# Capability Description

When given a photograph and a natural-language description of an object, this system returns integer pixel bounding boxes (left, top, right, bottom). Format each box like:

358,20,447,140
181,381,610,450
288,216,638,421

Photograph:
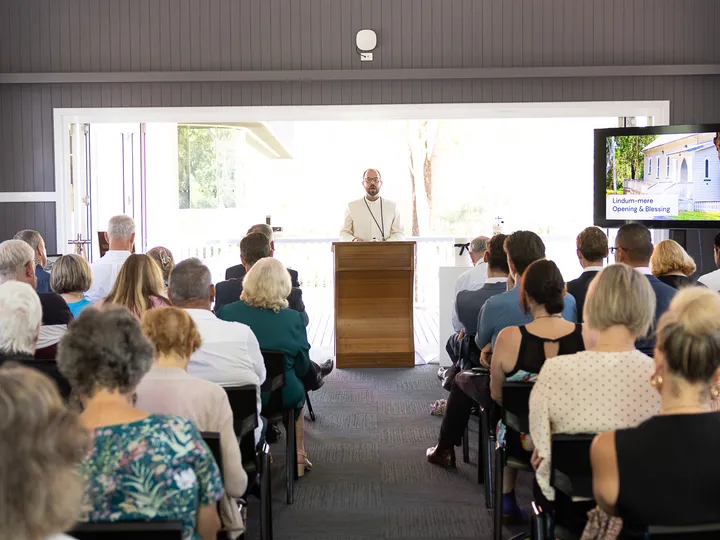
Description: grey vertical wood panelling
2,0,720,73
0,202,57,252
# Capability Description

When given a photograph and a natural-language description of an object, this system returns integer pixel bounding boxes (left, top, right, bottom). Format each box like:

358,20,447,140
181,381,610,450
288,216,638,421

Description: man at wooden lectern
339,168,405,242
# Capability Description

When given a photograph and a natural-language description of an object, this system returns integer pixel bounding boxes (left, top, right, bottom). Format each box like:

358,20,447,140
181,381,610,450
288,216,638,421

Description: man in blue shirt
13,230,51,293
475,231,577,353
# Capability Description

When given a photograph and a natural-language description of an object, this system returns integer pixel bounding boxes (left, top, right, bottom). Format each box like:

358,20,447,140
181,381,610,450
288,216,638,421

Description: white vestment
339,197,405,242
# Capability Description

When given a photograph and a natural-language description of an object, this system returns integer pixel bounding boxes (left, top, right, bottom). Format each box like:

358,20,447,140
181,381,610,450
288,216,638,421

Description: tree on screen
606,135,658,192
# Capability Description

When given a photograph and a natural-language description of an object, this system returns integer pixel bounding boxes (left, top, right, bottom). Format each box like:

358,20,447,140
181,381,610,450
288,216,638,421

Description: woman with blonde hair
650,239,698,290
103,254,169,317
136,307,247,538
0,364,89,540
529,264,660,517
217,257,313,474
146,246,175,288
50,253,93,317
591,287,720,535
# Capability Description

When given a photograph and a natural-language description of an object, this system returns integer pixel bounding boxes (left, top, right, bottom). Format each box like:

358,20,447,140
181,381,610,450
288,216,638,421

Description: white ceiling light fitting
356,29,377,62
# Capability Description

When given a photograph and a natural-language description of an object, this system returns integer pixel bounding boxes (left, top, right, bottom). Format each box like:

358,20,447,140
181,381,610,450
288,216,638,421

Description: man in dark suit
613,223,676,356
225,223,301,287
216,233,309,325
566,227,608,323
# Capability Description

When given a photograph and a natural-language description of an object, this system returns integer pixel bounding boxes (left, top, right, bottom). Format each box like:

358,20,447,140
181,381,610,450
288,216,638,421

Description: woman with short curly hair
57,306,224,540
136,307,247,538
217,257,313,474
0,364,89,540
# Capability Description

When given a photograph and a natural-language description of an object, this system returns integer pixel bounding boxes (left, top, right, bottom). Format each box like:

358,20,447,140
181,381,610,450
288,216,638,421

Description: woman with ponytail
489,259,586,522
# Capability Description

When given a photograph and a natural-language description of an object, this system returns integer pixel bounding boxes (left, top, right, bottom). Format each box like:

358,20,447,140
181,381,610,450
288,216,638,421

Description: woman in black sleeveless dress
591,287,720,537
489,260,586,522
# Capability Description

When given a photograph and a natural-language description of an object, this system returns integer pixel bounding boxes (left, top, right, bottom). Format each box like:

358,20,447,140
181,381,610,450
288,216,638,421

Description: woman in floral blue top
57,306,224,540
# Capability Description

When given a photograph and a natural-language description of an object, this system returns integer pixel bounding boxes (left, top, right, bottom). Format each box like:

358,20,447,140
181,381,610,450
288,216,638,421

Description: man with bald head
340,168,404,241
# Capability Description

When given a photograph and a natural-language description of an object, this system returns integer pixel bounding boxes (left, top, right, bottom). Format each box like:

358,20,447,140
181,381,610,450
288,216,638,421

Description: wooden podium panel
333,242,415,368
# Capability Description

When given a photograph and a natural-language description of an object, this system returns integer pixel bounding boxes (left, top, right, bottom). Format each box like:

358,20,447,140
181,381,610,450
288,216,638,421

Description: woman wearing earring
591,287,720,535
529,264,661,514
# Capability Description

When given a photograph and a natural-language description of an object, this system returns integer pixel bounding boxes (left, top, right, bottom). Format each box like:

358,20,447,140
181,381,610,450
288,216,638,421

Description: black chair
548,433,597,540
200,431,228,540
224,385,273,540
70,521,183,540
305,389,316,421
493,381,535,540
260,349,298,505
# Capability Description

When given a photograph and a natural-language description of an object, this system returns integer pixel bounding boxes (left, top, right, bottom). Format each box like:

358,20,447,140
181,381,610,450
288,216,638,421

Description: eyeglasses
609,247,625,254
364,178,381,185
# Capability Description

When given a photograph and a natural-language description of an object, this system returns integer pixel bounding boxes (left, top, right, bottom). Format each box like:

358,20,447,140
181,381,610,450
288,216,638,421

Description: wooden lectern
332,241,416,368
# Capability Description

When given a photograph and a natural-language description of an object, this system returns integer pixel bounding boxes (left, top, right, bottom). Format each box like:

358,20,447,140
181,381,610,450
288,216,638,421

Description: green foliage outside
178,126,237,209
669,211,720,221
605,135,658,192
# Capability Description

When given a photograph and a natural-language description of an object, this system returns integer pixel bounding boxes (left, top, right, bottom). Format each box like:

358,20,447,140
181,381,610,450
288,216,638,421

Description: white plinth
438,266,471,367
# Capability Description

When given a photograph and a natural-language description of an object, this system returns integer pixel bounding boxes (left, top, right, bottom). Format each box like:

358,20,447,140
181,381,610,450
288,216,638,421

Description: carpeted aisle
244,365,532,540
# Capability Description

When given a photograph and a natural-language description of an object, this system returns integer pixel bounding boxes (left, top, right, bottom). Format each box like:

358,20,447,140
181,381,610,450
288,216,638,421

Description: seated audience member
650,239,699,290
612,223,676,355
566,226,608,322
0,281,73,399
216,233,309,328
442,236,490,381
57,306,223,540
137,307,247,538
439,234,507,388
697,231,720,289
476,230,577,354
168,258,266,444
428,259,578,476
225,223,301,287
50,254,93,317
489,260,585,521
591,287,720,535
217,258,313,475
86,214,135,302
530,264,661,510
147,245,175,289
0,364,90,540
103,254,170,317
0,239,73,360
13,229,51,293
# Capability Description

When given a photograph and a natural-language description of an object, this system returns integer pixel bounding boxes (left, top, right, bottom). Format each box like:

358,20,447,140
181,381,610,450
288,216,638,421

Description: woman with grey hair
217,257,314,475
57,306,224,540
0,364,88,540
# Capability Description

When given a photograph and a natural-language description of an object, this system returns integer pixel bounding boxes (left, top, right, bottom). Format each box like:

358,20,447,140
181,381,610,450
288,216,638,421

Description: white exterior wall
692,147,720,202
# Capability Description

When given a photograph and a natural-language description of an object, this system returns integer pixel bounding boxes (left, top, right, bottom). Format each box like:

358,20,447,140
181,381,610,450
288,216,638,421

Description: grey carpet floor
244,365,532,540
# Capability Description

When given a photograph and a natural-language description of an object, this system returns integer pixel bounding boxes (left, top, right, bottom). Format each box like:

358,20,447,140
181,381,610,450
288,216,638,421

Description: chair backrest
647,523,720,538
260,349,287,416
201,431,223,477
460,334,481,367
223,385,259,465
550,433,596,499
501,381,534,434
70,521,184,540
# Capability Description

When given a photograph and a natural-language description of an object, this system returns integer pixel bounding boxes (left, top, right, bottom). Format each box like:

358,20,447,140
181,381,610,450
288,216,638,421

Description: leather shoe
426,445,456,469
436,367,447,382
318,359,334,378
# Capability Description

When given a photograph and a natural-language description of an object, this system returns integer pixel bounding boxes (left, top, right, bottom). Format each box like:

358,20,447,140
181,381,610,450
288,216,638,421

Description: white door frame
52,100,671,253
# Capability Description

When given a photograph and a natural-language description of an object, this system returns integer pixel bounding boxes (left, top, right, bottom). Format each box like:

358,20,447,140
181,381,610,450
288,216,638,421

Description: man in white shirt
86,215,135,302
339,168,405,242
168,257,266,443
451,236,489,333
698,232,720,290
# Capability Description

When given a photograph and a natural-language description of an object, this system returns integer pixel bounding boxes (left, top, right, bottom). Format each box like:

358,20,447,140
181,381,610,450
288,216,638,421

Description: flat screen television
594,124,720,228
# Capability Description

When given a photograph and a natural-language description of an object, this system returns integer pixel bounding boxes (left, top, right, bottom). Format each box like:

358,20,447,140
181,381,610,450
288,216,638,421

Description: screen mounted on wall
595,124,720,228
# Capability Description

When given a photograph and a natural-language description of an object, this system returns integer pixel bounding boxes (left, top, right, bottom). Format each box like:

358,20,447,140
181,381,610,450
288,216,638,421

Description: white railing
177,236,456,308
176,234,584,308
